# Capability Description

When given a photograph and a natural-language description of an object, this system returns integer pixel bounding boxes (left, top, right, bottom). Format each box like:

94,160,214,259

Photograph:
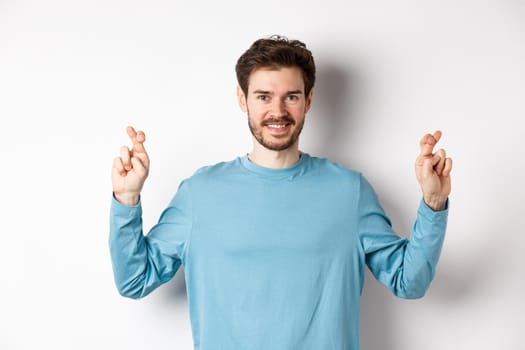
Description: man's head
236,36,316,152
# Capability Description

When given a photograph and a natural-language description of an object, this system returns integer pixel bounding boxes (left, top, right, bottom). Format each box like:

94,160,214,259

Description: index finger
126,126,147,153
419,130,442,157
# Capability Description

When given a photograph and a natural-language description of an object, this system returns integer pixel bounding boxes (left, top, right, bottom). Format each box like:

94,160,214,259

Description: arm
109,126,191,299
109,182,192,299
360,131,452,298
359,175,448,299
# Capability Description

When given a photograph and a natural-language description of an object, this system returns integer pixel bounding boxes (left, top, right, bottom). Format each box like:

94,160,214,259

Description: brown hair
235,35,316,96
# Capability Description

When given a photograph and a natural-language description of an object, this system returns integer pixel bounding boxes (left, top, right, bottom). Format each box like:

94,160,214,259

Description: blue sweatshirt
109,153,448,349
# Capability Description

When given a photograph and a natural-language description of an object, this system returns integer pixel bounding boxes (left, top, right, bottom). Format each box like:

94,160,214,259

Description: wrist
114,192,140,206
423,195,448,211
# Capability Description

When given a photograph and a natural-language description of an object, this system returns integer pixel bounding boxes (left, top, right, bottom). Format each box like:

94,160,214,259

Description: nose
269,98,287,117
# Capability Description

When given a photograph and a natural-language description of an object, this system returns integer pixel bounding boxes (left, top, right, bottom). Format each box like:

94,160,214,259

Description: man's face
237,67,313,151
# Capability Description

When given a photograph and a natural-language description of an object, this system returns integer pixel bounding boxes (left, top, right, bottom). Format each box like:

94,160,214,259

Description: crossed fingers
114,126,149,176
418,130,452,177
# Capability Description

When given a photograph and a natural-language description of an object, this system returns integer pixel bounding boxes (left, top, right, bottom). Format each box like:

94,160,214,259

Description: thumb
421,158,435,179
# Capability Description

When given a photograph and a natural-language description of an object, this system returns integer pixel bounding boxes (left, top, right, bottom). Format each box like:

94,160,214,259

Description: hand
415,131,453,211
112,126,150,206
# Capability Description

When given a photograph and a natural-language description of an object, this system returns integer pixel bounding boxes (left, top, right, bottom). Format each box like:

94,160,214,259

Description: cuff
111,193,142,217
418,198,449,224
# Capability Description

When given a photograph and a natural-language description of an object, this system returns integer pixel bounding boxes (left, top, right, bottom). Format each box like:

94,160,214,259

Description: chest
189,180,361,263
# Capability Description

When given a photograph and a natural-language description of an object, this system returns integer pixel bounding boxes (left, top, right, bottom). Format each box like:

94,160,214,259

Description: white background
1,0,524,349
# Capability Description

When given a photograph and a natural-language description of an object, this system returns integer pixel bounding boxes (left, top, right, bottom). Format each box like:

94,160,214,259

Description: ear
304,89,313,113
237,86,247,112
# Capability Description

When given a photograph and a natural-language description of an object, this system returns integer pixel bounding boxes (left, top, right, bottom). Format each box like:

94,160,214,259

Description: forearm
109,197,151,299
398,199,448,297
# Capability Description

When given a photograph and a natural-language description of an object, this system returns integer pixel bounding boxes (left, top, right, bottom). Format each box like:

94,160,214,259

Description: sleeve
357,174,448,299
109,180,193,299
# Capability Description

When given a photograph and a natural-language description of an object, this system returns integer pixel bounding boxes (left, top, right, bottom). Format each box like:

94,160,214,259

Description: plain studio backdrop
1,0,524,349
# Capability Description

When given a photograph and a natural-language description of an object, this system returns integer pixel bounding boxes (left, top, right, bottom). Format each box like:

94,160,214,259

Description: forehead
247,66,305,93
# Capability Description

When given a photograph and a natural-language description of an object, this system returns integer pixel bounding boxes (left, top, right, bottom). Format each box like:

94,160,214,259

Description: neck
248,140,301,169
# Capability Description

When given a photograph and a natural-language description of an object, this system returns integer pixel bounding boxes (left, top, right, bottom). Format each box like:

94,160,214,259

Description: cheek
246,103,267,117
290,105,307,116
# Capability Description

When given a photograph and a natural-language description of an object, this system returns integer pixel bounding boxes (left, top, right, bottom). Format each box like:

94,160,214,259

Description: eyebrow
252,89,304,95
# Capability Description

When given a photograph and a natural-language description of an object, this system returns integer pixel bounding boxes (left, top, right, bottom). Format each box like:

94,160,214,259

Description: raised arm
361,131,452,298
109,127,191,299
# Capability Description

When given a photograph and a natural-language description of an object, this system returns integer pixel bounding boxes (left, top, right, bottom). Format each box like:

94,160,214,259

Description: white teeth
268,124,286,128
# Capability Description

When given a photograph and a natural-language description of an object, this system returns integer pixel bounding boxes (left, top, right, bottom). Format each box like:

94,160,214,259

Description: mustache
262,117,295,125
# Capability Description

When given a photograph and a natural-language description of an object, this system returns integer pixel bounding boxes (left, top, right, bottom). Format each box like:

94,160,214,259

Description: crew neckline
240,152,310,178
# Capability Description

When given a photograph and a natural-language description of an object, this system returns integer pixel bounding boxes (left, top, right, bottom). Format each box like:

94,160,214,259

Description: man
110,35,452,349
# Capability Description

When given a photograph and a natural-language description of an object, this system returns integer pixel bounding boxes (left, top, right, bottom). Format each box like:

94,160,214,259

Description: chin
261,137,298,151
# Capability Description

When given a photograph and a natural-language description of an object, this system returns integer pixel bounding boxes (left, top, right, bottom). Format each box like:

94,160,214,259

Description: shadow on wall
428,224,497,304
307,61,361,165
310,61,396,350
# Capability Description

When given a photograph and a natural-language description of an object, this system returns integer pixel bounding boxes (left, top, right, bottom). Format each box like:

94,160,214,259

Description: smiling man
110,35,452,350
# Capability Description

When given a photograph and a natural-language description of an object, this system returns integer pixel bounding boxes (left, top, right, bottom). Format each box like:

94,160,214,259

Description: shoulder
186,157,244,183
306,156,382,207
297,154,368,196
173,157,242,198
305,154,362,181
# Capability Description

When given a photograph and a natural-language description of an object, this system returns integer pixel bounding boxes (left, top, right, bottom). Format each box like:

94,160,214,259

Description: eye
286,95,299,102
257,95,270,102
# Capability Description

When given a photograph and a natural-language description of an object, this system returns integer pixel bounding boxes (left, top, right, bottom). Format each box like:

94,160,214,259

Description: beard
248,112,305,151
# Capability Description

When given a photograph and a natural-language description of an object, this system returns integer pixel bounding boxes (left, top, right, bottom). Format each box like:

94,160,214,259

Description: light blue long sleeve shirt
109,153,448,349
